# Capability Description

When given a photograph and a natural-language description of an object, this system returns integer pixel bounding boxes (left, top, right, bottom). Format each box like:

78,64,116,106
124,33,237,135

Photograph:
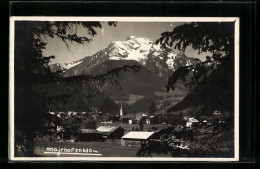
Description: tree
155,22,235,157
148,101,157,115
156,22,234,92
139,118,144,131
157,22,235,116
80,118,97,129
170,115,186,126
14,21,140,156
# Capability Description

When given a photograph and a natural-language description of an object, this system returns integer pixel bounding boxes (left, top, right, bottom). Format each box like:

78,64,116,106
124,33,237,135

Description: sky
43,22,211,64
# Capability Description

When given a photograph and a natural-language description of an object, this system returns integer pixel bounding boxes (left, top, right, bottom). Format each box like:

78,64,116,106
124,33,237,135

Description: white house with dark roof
121,131,155,146
186,117,199,127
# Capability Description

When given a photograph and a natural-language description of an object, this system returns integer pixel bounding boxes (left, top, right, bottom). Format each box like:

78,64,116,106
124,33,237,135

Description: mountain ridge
47,36,197,115
50,36,196,78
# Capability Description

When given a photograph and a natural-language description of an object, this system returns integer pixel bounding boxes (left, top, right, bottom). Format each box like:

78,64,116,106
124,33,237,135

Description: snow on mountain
105,36,179,69
49,59,83,72
65,60,83,69
50,36,195,77
108,36,156,61
103,36,195,77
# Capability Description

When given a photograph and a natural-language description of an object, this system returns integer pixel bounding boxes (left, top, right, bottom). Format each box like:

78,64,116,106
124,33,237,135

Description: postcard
9,17,239,161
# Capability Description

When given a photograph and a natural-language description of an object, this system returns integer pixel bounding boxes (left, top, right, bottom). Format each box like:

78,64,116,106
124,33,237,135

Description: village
28,104,227,157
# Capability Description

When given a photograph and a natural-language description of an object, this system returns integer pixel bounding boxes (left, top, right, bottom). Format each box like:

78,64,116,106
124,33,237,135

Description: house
135,112,148,119
99,113,110,122
218,120,226,124
62,117,83,129
57,127,79,141
135,112,148,117
186,117,199,127
57,126,64,132
146,118,151,124
199,116,213,126
128,119,138,124
78,129,106,142
101,120,113,124
91,112,100,120
68,111,77,117
49,111,55,115
135,113,149,124
96,126,125,139
213,110,221,115
201,119,212,126
57,112,66,119
202,120,211,125
183,116,190,121
79,112,86,116
121,131,155,146
145,116,159,124
150,116,160,124
120,114,135,123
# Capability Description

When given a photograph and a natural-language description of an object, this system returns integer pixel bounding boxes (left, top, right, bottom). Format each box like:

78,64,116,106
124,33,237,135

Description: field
15,123,172,157
34,140,172,157
15,123,172,158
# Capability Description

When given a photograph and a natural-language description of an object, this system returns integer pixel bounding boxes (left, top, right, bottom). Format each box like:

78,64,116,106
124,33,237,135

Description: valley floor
96,123,170,132
31,140,172,158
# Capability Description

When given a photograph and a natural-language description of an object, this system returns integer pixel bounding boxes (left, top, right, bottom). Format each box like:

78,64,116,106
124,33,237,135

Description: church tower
120,100,123,116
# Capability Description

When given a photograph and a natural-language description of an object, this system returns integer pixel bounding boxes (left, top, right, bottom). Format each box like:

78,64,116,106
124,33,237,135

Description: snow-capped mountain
50,36,195,77
47,36,197,111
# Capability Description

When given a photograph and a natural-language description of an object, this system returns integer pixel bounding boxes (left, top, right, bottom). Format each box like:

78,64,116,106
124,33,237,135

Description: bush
81,118,97,129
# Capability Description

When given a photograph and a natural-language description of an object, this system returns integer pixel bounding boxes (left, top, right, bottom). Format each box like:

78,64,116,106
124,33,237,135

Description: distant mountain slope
126,94,163,114
125,83,191,115
36,82,119,114
78,59,167,100
168,58,234,116
49,58,84,73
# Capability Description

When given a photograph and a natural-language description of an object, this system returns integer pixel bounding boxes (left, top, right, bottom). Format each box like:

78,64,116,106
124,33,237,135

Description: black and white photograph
9,17,239,161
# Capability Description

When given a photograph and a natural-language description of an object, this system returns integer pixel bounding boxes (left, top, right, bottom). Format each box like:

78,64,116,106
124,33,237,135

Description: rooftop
122,131,155,140
120,114,135,119
96,126,123,133
79,129,101,133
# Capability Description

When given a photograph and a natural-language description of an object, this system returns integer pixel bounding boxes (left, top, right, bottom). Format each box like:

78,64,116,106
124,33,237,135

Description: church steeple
120,90,124,117
120,100,123,116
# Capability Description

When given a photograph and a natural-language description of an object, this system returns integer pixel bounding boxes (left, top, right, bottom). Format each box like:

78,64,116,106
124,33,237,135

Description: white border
9,17,239,162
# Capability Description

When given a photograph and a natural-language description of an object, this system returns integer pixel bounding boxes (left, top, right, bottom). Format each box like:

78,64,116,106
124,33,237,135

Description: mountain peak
126,35,138,40
125,35,152,41
51,36,196,77
107,36,155,61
